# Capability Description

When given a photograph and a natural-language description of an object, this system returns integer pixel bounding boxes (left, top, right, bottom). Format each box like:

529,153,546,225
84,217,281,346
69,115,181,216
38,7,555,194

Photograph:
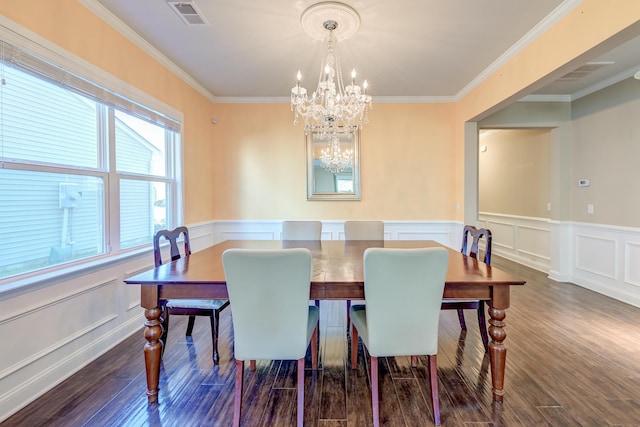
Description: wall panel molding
574,234,617,279
479,214,640,308
3,217,640,422
624,242,640,287
479,212,551,272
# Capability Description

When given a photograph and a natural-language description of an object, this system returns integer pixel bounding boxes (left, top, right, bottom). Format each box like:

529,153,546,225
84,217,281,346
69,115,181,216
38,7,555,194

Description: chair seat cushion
166,299,228,310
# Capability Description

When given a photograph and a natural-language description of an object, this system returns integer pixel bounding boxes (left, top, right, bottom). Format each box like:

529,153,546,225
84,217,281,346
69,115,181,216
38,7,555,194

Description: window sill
0,245,154,298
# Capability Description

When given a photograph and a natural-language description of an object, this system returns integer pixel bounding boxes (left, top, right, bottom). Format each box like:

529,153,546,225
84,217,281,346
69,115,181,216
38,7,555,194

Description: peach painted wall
479,129,551,218
0,0,218,225
454,0,640,220
5,0,640,224
457,1,640,123
1,0,457,223
211,103,457,219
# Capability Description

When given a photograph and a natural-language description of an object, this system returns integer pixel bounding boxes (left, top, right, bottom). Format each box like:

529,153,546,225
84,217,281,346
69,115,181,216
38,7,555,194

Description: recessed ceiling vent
558,62,614,81
167,1,209,26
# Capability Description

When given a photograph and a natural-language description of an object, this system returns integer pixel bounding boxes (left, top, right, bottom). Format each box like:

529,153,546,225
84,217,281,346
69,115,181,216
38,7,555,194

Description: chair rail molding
479,212,640,309
211,220,463,249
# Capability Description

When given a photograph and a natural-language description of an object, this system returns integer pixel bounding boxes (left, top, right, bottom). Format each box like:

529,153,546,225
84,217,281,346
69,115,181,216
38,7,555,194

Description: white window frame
0,20,184,284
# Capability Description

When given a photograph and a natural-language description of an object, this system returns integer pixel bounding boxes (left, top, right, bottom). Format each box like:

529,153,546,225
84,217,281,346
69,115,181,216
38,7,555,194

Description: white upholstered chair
350,247,449,426
282,220,322,240
282,220,322,306
222,248,319,427
344,220,384,241
344,220,384,328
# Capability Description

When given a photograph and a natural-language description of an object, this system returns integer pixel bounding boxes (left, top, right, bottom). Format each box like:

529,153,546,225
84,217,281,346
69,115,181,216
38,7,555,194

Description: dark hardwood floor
3,256,640,426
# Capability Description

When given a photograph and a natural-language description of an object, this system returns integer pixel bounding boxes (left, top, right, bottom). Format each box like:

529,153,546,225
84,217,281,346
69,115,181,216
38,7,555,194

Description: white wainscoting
479,213,640,309
0,219,460,421
211,220,462,248
5,216,635,422
569,222,640,308
478,212,551,272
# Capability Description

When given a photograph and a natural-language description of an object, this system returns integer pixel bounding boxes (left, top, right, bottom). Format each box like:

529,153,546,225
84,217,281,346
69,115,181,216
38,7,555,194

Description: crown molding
454,0,583,101
521,65,640,103
212,96,290,104
211,95,456,104
0,15,183,121
519,94,571,102
570,66,638,100
79,0,583,105
373,96,456,104
77,0,217,104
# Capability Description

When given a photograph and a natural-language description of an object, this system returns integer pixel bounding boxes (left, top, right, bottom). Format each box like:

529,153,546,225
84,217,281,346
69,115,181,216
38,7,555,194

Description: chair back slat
460,225,492,265
153,226,191,267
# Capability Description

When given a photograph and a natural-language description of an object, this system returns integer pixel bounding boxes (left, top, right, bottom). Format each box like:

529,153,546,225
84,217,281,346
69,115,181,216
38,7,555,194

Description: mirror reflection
306,128,360,200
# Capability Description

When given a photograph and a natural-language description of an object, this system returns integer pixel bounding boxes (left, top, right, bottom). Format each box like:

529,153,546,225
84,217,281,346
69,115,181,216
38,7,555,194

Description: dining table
124,239,526,404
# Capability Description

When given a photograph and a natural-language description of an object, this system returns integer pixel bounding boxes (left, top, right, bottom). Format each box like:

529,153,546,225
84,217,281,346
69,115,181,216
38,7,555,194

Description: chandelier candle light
291,2,371,172
320,135,354,173
291,21,371,136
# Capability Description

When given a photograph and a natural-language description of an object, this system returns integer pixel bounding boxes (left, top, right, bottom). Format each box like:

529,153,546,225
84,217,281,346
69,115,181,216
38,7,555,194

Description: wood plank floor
3,256,640,426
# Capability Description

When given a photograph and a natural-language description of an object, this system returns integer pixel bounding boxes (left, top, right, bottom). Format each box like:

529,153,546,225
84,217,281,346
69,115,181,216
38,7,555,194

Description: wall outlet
547,202,551,212
587,204,594,214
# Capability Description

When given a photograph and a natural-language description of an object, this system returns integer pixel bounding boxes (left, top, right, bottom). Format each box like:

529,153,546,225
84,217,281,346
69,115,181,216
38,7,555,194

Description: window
0,39,182,281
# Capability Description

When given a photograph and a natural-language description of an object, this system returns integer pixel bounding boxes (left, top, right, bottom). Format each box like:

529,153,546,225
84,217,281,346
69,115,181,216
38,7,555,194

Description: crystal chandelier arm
291,12,372,137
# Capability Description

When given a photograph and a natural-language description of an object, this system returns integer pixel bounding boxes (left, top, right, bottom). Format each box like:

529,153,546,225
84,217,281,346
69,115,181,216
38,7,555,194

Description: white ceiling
84,0,640,102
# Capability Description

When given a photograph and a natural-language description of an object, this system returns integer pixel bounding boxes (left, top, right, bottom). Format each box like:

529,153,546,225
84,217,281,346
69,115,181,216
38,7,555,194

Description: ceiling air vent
167,2,209,25
558,62,614,81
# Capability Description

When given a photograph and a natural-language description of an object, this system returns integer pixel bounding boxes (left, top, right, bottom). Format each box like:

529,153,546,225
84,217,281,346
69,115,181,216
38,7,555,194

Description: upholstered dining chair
282,220,322,306
344,220,384,329
154,227,230,363
441,225,492,352
282,220,322,240
344,220,384,241
222,248,319,427
350,247,449,426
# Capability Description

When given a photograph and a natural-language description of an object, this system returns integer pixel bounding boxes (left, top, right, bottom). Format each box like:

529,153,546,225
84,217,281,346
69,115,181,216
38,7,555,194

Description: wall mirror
306,128,361,200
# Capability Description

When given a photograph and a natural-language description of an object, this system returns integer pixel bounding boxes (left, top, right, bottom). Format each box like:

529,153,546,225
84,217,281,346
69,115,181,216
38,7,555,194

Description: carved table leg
144,306,164,403
488,305,506,402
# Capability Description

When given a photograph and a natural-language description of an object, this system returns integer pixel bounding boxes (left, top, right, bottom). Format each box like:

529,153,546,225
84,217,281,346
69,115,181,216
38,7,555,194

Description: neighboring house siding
116,124,155,174
0,66,156,274
0,170,102,268
2,67,98,167
120,179,154,247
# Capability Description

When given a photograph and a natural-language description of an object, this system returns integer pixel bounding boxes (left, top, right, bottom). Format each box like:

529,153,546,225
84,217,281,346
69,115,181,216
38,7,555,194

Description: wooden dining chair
282,220,322,306
344,220,384,329
350,247,449,426
222,248,319,427
441,225,492,352
282,220,322,240
154,226,230,364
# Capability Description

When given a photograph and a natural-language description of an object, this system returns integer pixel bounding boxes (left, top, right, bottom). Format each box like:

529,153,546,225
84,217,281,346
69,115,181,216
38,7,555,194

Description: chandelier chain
291,20,372,139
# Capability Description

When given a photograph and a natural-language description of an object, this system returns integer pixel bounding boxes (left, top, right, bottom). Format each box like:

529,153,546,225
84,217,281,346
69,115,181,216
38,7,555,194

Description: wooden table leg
144,306,163,403
488,305,507,402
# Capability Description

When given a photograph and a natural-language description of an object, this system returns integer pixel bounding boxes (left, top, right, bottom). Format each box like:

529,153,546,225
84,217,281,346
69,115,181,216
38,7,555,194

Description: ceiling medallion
291,1,372,143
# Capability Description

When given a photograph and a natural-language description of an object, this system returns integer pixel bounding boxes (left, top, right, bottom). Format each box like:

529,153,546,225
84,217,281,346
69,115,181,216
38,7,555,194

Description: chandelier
320,135,353,173
291,3,372,138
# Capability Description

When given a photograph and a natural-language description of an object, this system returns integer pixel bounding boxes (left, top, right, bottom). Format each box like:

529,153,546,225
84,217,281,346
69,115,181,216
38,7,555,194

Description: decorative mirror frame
306,128,361,200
